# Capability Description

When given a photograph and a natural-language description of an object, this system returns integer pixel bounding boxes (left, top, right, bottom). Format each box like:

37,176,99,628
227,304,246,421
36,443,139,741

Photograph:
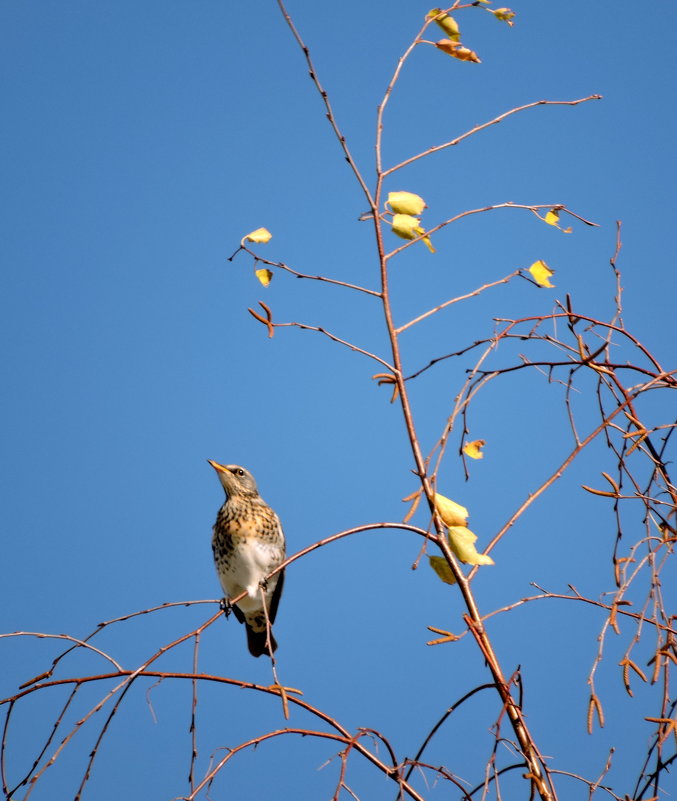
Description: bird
208,461,286,657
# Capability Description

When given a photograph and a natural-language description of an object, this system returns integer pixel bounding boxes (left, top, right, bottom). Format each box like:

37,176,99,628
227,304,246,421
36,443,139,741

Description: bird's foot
220,597,233,618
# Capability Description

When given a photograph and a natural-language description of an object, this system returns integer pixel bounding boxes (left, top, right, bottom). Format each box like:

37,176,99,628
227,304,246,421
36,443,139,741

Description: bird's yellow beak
207,459,228,474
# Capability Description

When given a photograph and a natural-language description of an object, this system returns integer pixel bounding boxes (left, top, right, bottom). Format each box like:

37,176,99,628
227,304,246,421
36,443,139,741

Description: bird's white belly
218,539,280,613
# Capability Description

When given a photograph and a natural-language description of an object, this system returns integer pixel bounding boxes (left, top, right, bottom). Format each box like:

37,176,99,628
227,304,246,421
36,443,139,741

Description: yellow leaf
428,556,457,585
435,40,481,63
528,260,555,288
434,493,469,527
463,439,485,459
448,526,494,566
427,9,461,42
541,208,572,233
544,209,560,226
255,268,273,287
245,227,272,244
391,214,435,253
386,191,427,216
492,8,516,25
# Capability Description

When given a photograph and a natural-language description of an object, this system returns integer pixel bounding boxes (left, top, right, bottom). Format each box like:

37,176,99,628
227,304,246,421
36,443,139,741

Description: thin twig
272,321,396,371
239,246,381,297
384,95,602,177
275,0,374,208
395,270,521,334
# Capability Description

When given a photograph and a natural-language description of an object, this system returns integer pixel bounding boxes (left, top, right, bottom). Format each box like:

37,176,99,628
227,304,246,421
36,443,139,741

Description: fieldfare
208,461,286,657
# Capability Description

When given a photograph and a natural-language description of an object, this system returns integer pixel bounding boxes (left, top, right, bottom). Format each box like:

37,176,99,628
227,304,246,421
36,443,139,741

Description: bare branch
395,270,521,334
385,202,598,259
275,0,374,208
239,244,382,297
384,95,602,177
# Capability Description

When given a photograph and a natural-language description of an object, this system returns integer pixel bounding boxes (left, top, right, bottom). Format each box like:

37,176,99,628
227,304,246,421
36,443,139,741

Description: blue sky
1,2,675,800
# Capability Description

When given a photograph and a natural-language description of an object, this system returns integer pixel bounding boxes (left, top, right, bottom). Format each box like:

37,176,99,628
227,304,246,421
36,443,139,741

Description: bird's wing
268,569,285,625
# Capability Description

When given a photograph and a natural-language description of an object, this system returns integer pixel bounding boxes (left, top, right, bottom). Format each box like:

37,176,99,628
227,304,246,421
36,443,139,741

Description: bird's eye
237,468,245,477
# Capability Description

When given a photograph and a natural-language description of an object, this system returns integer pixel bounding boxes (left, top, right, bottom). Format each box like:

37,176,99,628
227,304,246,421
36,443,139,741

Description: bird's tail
245,624,277,658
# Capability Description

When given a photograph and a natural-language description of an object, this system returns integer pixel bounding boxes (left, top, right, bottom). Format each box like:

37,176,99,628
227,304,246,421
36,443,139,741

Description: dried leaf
255,268,273,287
391,214,435,253
434,493,469,527
386,191,427,216
429,555,457,585
244,227,272,244
463,439,485,460
435,39,481,63
448,526,494,566
528,260,555,288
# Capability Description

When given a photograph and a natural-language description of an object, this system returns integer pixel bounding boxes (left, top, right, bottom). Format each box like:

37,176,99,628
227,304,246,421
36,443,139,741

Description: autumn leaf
391,214,435,253
435,40,481,63
540,208,572,233
544,209,560,226
429,555,457,585
448,526,494,566
434,493,469,527
528,260,555,288
386,191,427,216
244,227,272,244
463,439,485,459
427,9,461,42
492,8,516,25
255,268,273,287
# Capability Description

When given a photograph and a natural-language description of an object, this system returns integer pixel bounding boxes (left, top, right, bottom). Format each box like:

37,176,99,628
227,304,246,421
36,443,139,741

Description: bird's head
207,461,259,498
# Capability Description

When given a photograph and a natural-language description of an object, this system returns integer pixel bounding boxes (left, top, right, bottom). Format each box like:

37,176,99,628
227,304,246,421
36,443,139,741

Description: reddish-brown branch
385,202,598,260
472,372,671,569
275,0,374,209
271,320,396,371
482,587,677,636
395,270,521,334
239,245,381,297
8,670,428,801
384,95,602,177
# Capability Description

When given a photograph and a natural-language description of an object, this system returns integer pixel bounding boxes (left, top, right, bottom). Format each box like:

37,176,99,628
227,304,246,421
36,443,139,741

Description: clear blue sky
1,2,675,800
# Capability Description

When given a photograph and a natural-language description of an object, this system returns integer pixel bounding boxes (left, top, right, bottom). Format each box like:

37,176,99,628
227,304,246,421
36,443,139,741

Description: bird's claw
220,597,232,618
